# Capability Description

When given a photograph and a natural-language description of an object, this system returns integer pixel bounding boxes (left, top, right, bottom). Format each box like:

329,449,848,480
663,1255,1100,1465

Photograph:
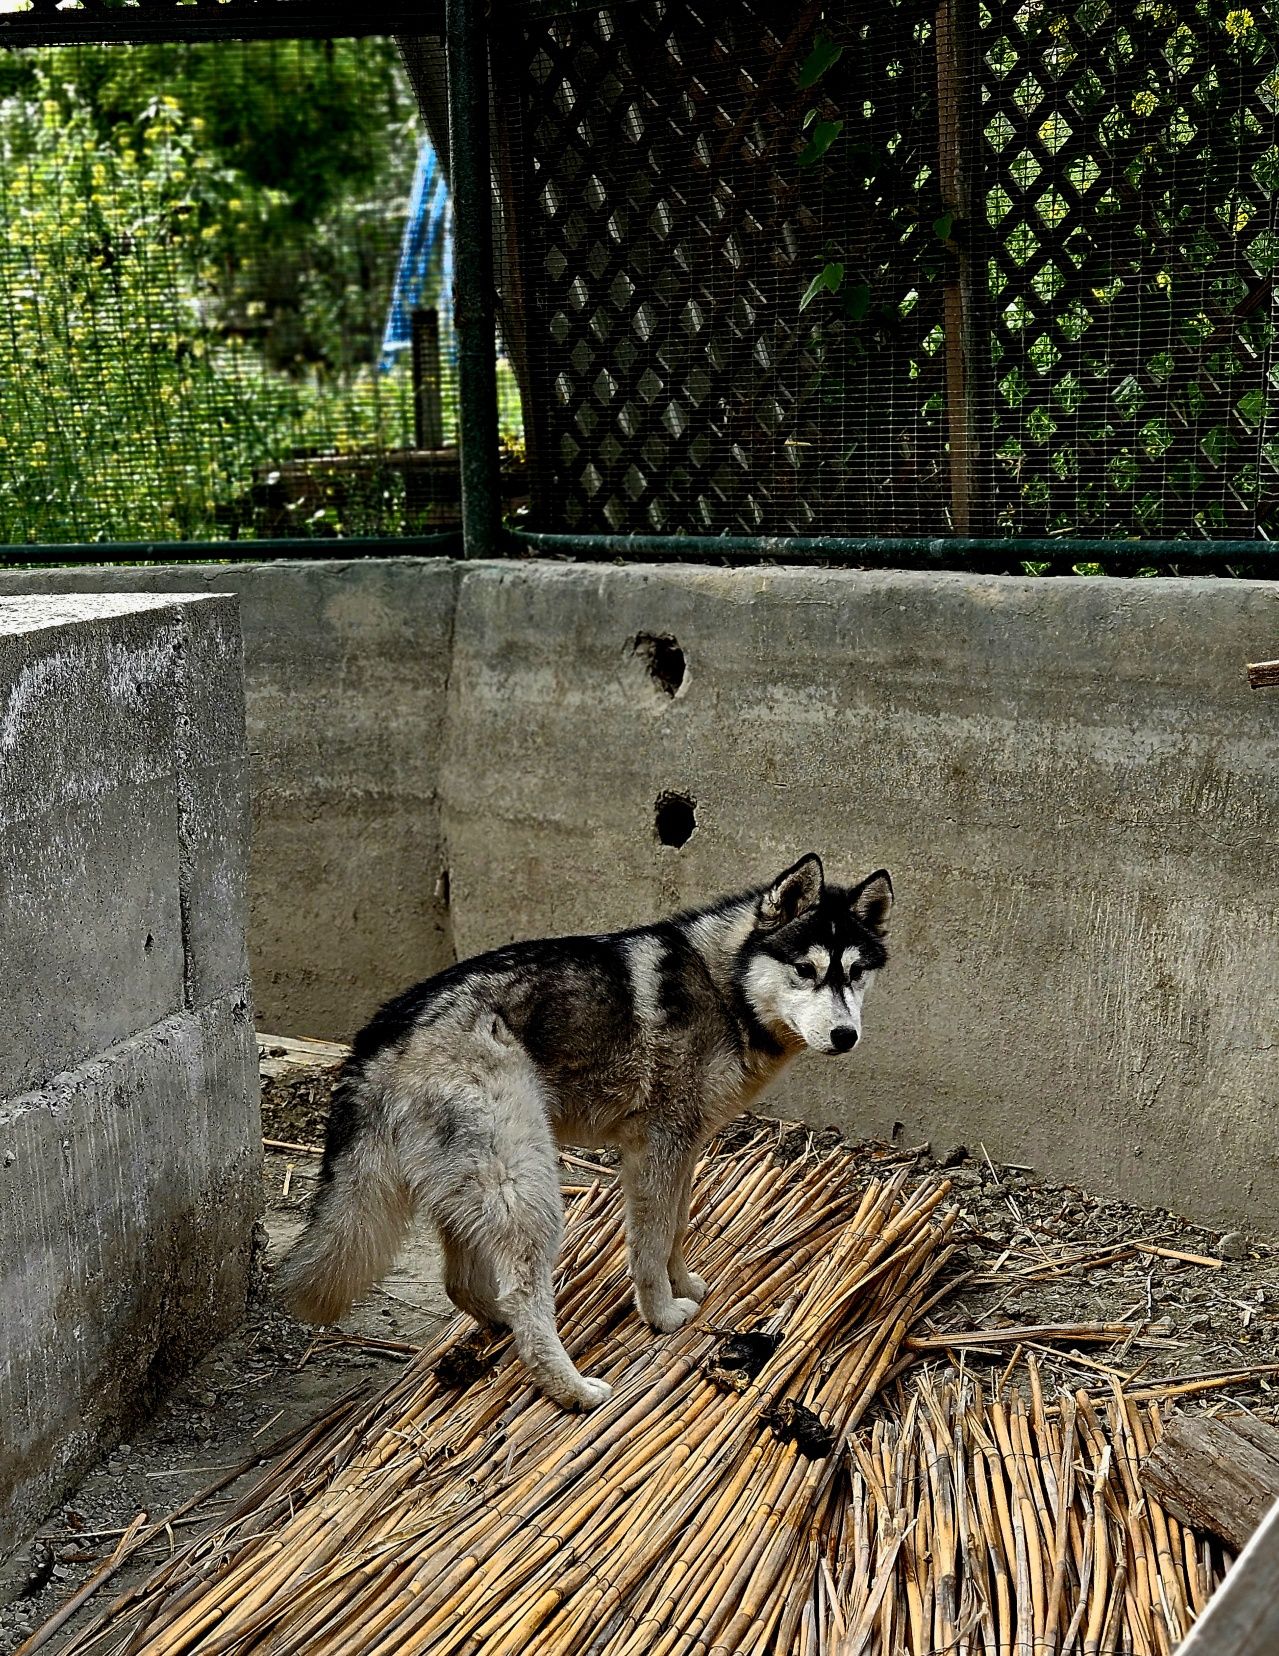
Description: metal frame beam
512,530,1279,572
445,0,501,559
0,535,460,568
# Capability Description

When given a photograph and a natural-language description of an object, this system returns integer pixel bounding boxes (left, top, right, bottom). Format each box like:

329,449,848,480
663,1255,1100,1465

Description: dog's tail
276,1067,412,1326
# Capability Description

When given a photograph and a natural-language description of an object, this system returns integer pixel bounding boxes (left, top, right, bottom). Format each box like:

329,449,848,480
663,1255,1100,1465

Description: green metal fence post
446,0,501,558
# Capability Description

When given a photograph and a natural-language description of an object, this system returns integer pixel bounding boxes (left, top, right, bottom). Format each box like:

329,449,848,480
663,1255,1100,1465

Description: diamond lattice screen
493,0,1278,540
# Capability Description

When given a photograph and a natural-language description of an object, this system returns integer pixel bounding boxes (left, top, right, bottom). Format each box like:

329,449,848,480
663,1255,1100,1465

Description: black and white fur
280,854,892,1409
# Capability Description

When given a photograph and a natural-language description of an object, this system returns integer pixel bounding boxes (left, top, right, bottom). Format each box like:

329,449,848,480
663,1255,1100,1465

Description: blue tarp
380,138,454,373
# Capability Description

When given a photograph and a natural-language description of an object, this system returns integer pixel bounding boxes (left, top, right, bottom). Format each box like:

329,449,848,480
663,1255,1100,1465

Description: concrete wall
1,560,1275,1230
0,594,259,1557
444,563,1279,1227
0,563,459,1037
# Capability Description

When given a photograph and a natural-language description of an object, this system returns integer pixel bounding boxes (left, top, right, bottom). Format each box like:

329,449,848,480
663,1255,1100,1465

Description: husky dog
280,853,892,1409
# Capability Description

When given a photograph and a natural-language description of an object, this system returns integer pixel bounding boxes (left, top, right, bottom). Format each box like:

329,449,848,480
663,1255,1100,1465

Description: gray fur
279,854,893,1409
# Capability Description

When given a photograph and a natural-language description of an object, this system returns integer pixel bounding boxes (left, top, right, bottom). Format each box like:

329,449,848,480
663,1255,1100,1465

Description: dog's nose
830,1026,859,1053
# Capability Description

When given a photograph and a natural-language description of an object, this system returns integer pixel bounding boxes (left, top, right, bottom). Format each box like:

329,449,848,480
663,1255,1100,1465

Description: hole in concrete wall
630,632,686,696
141,1334,187,1415
655,791,697,848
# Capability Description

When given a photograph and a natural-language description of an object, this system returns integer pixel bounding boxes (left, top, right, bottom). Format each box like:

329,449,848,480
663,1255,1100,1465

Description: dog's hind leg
621,1138,703,1333
439,1228,505,1327
435,1165,611,1409
415,1041,611,1411
501,1252,612,1411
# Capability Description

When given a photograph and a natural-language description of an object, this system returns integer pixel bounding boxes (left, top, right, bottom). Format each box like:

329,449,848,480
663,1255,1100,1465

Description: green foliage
55,41,421,371
798,36,844,89
790,11,1278,547
0,56,419,543
800,261,844,311
798,117,843,168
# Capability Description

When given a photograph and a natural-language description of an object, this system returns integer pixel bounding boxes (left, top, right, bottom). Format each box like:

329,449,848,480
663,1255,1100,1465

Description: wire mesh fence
0,0,1275,551
0,32,485,545
492,0,1279,543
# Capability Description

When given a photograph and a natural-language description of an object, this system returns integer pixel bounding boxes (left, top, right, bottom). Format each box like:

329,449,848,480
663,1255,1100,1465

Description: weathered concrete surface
0,1003,259,1558
0,594,250,1091
443,563,1279,1228
0,564,458,1038
1,596,184,1094
175,596,252,1012
2,560,1276,1230
0,593,258,1558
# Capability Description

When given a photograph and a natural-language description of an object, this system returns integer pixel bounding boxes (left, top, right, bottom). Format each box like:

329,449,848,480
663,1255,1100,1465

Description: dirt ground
4,1046,1279,1653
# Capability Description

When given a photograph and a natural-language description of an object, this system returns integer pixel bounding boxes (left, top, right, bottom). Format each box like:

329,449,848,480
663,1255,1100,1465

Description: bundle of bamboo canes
52,1131,956,1656
818,1369,1228,1655
38,1128,1227,1656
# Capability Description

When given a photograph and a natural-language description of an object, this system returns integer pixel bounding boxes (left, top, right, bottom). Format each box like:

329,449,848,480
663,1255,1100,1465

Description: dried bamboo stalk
29,1127,1238,1656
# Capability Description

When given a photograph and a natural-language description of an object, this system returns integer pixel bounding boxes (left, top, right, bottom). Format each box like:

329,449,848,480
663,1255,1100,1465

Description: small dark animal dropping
144,933,154,954
655,791,696,848
717,1329,782,1378
765,1399,836,1458
632,632,686,696
432,1335,498,1390
708,1327,783,1392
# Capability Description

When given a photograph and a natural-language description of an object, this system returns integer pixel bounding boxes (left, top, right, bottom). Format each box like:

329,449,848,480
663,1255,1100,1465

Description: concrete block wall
0,563,458,1037
1,560,1275,1233
0,594,259,1557
443,563,1279,1227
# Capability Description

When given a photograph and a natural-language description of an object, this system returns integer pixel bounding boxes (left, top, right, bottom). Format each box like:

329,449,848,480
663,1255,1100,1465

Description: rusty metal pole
935,0,989,537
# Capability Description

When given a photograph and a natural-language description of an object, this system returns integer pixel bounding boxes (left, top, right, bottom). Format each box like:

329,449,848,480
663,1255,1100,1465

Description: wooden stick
1247,659,1279,689
13,1513,149,1656
908,1321,1140,1352
1094,1364,1279,1402
1133,1241,1224,1270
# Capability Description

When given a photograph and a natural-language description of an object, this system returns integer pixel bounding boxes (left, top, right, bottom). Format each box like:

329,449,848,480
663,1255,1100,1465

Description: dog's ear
759,853,824,930
850,869,893,936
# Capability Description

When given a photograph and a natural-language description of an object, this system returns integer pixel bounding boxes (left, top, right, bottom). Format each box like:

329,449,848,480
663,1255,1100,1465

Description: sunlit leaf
799,260,844,311
799,118,844,167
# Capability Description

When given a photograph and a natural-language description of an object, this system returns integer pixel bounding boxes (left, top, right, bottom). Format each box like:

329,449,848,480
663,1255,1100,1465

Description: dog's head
741,854,892,1055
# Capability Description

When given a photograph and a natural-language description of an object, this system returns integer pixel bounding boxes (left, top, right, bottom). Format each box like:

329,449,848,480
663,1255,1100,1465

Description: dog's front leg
621,1141,703,1332
666,1156,708,1306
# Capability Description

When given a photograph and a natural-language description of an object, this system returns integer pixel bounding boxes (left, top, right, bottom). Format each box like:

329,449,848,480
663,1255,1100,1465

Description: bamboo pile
35,1128,1229,1656
822,1371,1227,1654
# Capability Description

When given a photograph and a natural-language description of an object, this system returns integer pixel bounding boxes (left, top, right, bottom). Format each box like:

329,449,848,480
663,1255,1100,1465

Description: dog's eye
848,964,865,983
794,962,817,982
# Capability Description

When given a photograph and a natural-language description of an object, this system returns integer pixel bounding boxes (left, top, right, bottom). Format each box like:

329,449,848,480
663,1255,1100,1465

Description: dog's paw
672,1271,709,1304
570,1376,613,1410
645,1296,701,1333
